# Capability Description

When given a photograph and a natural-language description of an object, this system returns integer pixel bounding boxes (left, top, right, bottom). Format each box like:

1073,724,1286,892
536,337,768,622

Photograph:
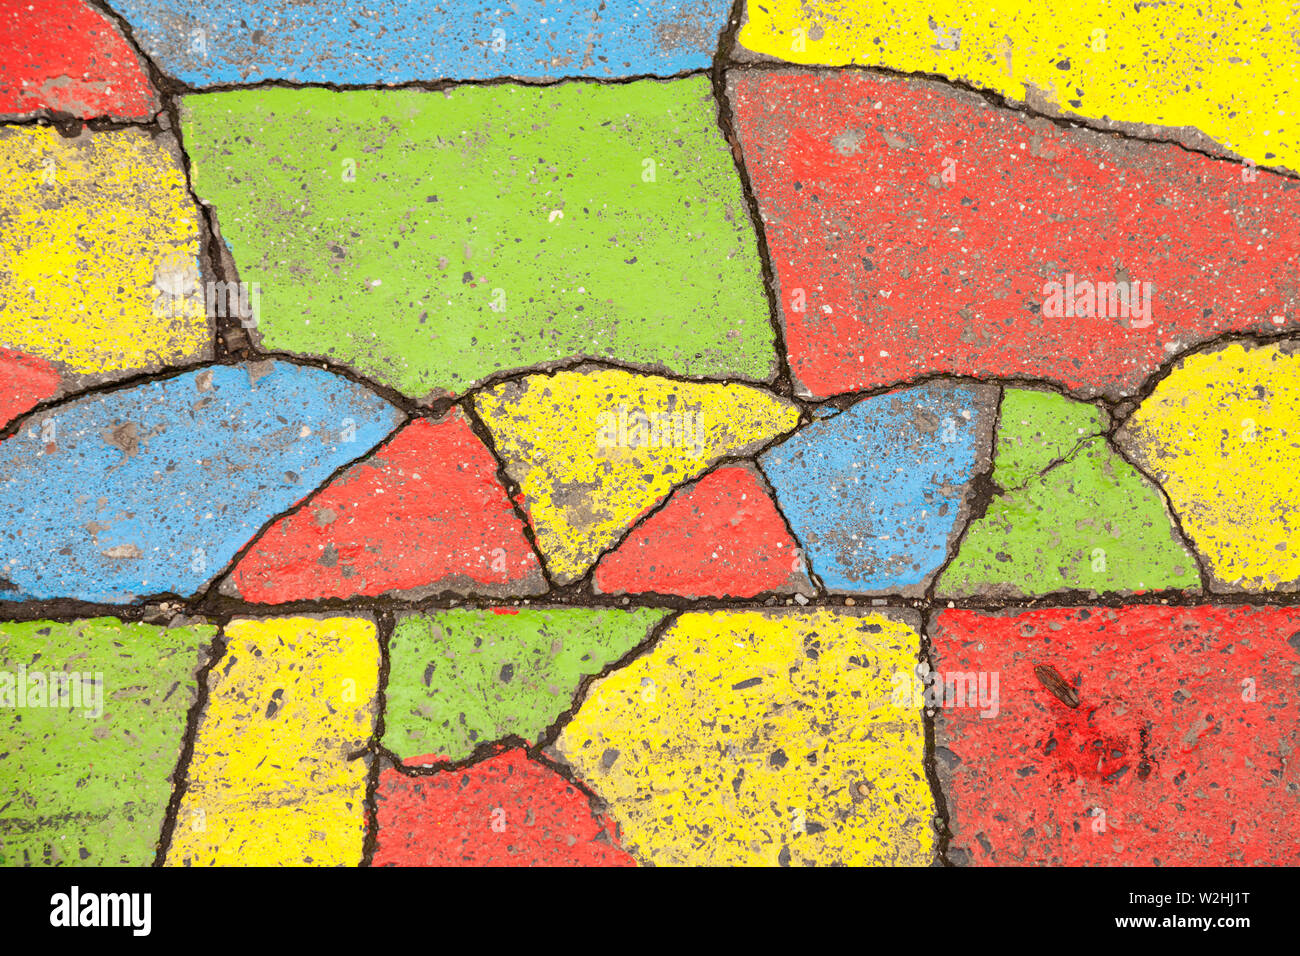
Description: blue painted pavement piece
0,362,402,603
758,382,998,595
108,1,730,85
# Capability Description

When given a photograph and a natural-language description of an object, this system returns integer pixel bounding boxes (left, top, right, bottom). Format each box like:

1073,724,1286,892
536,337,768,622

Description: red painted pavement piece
0,0,158,120
225,410,546,602
730,70,1300,400
372,750,636,866
593,463,809,598
0,348,60,429
931,605,1300,866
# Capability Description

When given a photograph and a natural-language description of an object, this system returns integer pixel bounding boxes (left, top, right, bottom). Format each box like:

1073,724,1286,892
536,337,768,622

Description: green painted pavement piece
936,438,1199,599
383,607,668,762
993,388,1109,490
180,82,775,399
0,618,215,867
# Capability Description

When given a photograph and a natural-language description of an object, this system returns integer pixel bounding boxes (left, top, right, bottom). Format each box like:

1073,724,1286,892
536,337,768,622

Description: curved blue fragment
0,362,402,603
107,1,730,85
759,383,996,595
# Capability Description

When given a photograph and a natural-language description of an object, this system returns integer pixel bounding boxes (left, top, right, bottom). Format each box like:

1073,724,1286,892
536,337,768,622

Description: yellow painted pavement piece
1117,341,1300,593
554,608,936,865
737,0,1298,173
0,126,209,378
474,368,800,583
166,616,379,866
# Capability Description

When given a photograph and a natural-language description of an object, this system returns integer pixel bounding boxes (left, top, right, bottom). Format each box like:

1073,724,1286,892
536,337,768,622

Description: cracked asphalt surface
0,0,1298,868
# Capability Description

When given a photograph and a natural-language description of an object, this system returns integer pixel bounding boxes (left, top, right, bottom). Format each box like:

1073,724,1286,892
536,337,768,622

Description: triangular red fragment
594,464,809,598
226,409,545,601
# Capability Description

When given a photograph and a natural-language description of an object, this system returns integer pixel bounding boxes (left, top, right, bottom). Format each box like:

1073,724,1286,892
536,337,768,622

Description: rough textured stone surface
554,609,936,866
112,0,731,85
593,464,812,598
0,618,214,866
0,126,211,397
372,751,635,866
475,367,799,583
385,606,666,763
932,606,1300,866
760,382,997,595
991,389,1109,492
180,82,774,399
1117,340,1300,593
730,70,1300,399
937,389,1198,598
0,348,60,431
167,616,379,867
0,0,158,120
0,362,401,603
736,0,1298,174
223,411,545,602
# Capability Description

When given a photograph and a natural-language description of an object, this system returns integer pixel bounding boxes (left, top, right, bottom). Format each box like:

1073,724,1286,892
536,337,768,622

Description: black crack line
0,111,165,133
16,583,1300,627
249,351,434,420
719,60,1300,183
382,609,684,786
924,385,1004,603
0,359,216,442
713,0,795,397
82,0,241,362
1109,331,1300,433
994,430,1109,497
0,351,430,443
560,406,814,596
749,457,826,596
528,748,631,856
535,608,682,754
147,69,714,99
152,622,229,867
1105,433,1216,595
917,613,955,867
457,397,557,592
437,355,787,404
191,411,418,611
360,608,395,867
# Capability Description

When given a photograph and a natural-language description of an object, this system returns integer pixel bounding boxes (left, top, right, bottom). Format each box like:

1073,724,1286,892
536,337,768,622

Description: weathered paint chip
475,367,800,583
384,606,666,763
992,389,1109,492
166,616,379,867
0,618,214,866
0,362,401,603
0,125,211,395
593,464,813,598
760,382,996,595
730,70,1300,399
736,0,1299,174
180,82,774,398
554,608,937,865
0,348,61,431
0,0,158,120
373,750,635,866
933,605,1300,865
112,0,731,84
224,410,545,602
1117,341,1300,592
